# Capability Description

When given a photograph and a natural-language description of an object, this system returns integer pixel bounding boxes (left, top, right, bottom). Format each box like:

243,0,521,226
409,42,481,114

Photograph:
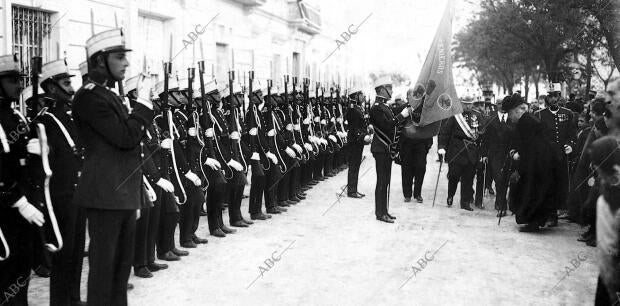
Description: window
137,14,166,79
293,52,300,79
216,43,229,83
12,5,53,85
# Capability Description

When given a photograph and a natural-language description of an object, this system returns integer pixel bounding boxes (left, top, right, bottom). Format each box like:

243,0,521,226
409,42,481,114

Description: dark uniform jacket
481,112,512,155
346,104,366,145
370,102,406,154
534,107,576,157
72,80,154,210
438,109,486,165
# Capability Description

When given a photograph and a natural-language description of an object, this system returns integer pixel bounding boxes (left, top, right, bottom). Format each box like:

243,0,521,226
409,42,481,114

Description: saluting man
370,76,411,223
72,29,154,306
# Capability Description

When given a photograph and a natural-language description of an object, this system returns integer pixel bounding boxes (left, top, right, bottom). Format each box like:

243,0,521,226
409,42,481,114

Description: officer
0,53,41,306
346,86,369,198
370,76,410,223
473,99,491,208
72,29,154,306
437,96,484,211
535,83,576,227
36,59,86,306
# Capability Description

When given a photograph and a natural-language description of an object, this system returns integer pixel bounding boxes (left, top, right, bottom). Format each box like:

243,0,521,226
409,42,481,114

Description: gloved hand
26,138,41,155
267,129,276,137
320,119,327,125
160,138,173,150
188,127,197,137
320,138,328,145
136,209,141,220
510,150,520,161
205,128,215,138
292,144,303,154
400,106,411,118
303,118,311,125
185,171,201,186
363,135,371,143
12,197,45,226
249,128,258,136
285,147,296,158
336,118,343,123
286,124,294,131
564,145,573,154
330,117,335,123
294,124,301,131
437,148,446,156
204,158,221,170
328,135,337,143
480,157,488,163
227,159,243,171
136,74,153,109
156,178,175,193
304,143,313,151
251,152,260,161
314,117,320,123
230,131,240,140
266,152,278,164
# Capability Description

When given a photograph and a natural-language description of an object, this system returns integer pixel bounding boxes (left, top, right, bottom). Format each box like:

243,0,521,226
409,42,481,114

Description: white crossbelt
44,112,76,151
0,122,9,153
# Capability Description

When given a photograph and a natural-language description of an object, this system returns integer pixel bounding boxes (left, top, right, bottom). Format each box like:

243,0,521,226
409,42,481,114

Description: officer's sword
432,156,444,207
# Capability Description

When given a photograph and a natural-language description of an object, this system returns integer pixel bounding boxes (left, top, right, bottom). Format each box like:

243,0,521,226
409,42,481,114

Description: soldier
346,86,369,198
437,97,483,211
245,82,273,220
535,83,576,227
0,54,42,306
262,84,289,215
34,59,86,305
370,76,411,223
72,29,154,306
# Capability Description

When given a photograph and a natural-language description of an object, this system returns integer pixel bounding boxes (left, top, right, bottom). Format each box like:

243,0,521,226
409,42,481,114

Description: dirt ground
28,146,600,305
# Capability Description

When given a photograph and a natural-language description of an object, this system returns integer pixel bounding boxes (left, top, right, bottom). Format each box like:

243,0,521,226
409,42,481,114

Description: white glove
26,139,41,155
286,124,294,131
156,178,175,193
330,118,335,123
249,127,258,136
12,197,44,226
363,135,371,143
267,129,276,137
292,144,303,153
285,147,296,158
188,127,197,136
303,118,311,125
205,128,215,138
564,145,573,154
227,159,244,171
251,152,260,161
314,117,320,123
321,138,328,145
400,107,411,118
294,124,301,131
204,157,221,170
185,171,201,186
320,119,326,125
437,148,446,156
160,138,173,150
230,131,240,140
136,209,141,220
308,136,317,143
304,143,313,151
512,152,520,161
328,135,337,143
345,120,348,125
336,118,343,123
266,152,278,164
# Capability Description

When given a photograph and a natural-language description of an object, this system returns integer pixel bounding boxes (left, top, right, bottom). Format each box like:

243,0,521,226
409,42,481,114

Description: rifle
30,55,63,252
303,78,318,157
267,79,287,174
290,76,309,162
162,61,187,204
228,70,248,173
247,70,270,172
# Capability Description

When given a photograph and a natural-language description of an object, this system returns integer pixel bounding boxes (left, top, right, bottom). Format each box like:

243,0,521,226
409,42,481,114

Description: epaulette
84,83,96,90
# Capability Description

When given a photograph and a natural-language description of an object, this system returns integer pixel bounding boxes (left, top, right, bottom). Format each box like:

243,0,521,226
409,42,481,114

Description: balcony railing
288,0,321,35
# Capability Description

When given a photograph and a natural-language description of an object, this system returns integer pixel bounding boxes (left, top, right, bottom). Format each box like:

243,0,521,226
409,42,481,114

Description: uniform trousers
447,160,476,205
347,143,364,194
86,209,136,306
374,153,393,217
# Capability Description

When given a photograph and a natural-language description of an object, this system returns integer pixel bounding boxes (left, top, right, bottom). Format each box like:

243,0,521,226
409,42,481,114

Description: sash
454,114,476,140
